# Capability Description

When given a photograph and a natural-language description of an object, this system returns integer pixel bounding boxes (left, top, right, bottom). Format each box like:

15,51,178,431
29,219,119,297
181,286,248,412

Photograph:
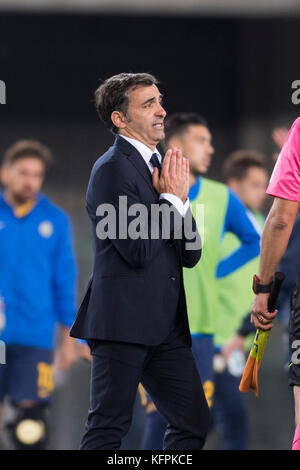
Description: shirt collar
119,135,162,165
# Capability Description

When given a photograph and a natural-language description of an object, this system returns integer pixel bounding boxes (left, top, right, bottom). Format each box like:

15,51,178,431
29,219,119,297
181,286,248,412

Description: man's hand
152,148,189,203
77,342,92,363
54,331,78,371
222,334,246,362
250,293,278,330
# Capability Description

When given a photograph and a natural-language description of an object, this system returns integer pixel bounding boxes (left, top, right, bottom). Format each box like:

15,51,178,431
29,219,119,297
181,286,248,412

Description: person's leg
213,369,249,450
140,393,167,450
7,402,50,449
80,339,148,450
5,345,54,450
0,376,6,433
0,347,10,447
294,386,300,425
141,332,210,450
292,386,300,449
140,334,214,450
0,403,5,450
289,275,300,449
191,335,215,408
0,403,3,431
0,346,9,430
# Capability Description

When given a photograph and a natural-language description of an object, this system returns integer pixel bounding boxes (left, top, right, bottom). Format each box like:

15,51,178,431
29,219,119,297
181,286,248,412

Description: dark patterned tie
150,153,162,177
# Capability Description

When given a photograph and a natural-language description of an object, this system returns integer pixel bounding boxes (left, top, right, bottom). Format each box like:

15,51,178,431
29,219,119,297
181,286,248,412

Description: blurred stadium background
0,0,299,449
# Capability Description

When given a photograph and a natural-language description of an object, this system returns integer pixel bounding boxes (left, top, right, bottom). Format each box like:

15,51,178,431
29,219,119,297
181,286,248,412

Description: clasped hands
152,148,189,203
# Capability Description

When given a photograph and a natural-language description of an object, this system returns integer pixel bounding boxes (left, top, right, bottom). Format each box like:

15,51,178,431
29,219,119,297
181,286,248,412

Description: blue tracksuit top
0,191,77,349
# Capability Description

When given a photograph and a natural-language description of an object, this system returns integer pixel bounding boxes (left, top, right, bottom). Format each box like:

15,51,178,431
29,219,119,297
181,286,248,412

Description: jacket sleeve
236,312,256,337
88,161,186,269
52,211,78,327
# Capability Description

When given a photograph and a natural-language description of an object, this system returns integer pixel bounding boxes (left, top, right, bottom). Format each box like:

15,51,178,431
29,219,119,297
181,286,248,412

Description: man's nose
209,144,215,155
156,103,166,118
26,176,38,186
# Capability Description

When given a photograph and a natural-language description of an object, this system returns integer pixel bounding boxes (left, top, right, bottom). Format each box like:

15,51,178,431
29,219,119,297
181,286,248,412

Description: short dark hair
2,139,54,168
164,112,208,146
94,72,159,134
222,149,267,182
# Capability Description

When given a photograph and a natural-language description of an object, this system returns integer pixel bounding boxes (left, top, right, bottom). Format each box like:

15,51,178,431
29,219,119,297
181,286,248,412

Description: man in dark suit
70,72,210,450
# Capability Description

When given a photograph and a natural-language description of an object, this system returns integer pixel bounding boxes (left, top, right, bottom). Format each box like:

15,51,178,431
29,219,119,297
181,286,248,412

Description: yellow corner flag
239,272,285,397
239,329,270,397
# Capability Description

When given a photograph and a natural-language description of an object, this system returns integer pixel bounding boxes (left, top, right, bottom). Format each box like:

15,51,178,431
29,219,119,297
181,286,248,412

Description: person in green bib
141,113,261,450
213,150,268,450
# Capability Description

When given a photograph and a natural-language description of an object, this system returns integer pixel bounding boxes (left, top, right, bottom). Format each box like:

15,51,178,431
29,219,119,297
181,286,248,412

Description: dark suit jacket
70,135,201,346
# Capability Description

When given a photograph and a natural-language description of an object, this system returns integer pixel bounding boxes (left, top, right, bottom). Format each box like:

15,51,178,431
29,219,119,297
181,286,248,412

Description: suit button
170,276,176,281
167,240,174,247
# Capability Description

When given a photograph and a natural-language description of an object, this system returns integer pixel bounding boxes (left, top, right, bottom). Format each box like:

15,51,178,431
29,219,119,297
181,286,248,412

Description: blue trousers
212,368,249,450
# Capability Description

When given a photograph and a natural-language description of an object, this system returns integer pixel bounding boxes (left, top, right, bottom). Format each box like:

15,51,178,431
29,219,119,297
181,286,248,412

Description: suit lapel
114,136,183,261
114,135,159,198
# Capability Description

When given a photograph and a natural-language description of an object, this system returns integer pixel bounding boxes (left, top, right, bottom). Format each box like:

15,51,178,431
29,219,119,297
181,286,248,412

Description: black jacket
70,135,201,346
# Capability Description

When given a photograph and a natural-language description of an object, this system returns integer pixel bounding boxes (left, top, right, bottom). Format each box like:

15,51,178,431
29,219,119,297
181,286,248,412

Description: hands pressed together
152,147,189,203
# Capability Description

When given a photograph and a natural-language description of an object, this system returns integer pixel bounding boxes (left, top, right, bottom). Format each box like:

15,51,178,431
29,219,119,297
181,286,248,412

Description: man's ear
111,110,127,130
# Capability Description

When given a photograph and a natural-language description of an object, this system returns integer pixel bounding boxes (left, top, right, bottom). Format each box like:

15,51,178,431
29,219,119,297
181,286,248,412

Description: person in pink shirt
268,118,300,201
251,117,300,450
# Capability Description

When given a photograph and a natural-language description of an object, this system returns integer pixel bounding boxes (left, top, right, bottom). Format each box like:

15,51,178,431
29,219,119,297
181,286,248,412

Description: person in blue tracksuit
0,139,78,449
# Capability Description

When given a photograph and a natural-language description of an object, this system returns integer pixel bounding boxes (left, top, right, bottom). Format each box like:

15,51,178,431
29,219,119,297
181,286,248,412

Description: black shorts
289,270,300,386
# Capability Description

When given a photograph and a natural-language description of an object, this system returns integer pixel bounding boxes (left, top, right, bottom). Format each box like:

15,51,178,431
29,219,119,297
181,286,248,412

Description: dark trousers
141,335,215,450
213,369,249,450
80,325,210,450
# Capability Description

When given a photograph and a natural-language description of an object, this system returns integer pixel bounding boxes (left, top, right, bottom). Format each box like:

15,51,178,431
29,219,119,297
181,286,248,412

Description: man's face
0,157,45,203
230,167,268,211
175,124,214,175
122,84,166,149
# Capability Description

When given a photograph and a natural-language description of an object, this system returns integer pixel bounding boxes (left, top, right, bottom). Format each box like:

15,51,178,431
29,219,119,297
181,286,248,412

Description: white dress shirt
120,135,190,217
